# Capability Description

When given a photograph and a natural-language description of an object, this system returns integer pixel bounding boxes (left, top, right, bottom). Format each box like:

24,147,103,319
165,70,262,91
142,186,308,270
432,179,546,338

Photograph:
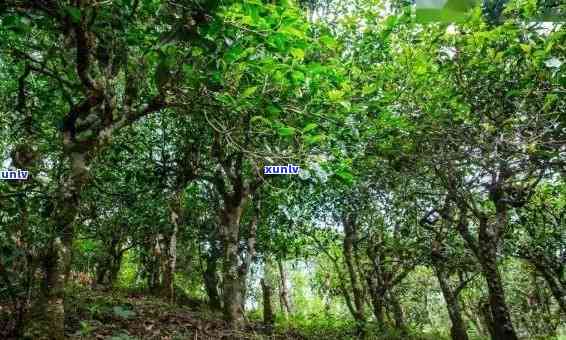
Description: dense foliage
0,0,564,339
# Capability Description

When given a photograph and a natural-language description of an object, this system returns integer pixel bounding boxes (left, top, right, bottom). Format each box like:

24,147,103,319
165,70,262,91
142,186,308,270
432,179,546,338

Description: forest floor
63,285,305,340
1,285,444,340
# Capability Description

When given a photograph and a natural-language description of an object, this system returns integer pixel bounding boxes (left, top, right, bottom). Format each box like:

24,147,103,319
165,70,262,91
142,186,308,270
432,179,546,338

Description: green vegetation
0,0,564,339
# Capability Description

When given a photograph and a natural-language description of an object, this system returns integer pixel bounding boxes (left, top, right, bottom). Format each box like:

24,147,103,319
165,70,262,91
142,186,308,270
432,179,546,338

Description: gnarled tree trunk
479,297,496,339
162,195,181,301
343,214,365,332
34,154,86,339
389,292,406,333
434,266,469,340
368,282,386,328
39,237,69,340
204,252,222,310
531,261,566,314
108,253,123,288
220,200,246,326
277,259,292,316
261,278,275,334
430,233,469,340
456,200,518,340
477,215,518,340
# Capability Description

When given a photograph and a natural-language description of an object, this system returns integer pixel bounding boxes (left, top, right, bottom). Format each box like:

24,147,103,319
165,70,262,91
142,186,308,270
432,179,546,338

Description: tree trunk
108,252,123,288
323,274,332,316
457,202,518,340
261,278,275,334
96,260,109,286
389,293,406,332
220,201,246,326
366,276,386,328
204,252,222,310
238,199,259,313
434,266,469,340
479,298,497,339
533,262,566,314
33,155,85,339
462,302,488,338
277,259,292,316
343,214,365,331
39,237,68,340
372,295,385,327
162,203,180,301
239,270,249,313
477,217,518,340
478,251,518,340
148,235,163,293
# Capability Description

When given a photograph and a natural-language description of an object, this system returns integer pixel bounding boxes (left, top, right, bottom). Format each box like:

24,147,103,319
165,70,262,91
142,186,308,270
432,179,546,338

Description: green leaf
191,47,203,57
414,63,427,75
267,33,288,50
320,35,337,48
335,169,354,184
327,89,344,102
66,6,82,23
267,105,282,116
302,123,318,133
290,48,305,60
3,15,31,34
278,126,296,137
215,93,236,106
362,84,378,96
225,46,245,63
339,101,351,110
242,86,258,98
384,15,398,30
305,134,325,144
543,94,558,112
250,115,271,126
291,70,305,82
278,26,305,39
306,63,326,75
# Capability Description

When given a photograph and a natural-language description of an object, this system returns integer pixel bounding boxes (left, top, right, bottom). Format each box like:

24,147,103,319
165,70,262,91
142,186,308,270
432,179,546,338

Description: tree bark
343,214,366,331
532,262,566,314
204,252,222,310
479,298,497,339
34,154,85,339
220,200,246,326
429,231,469,340
108,253,123,288
389,293,406,332
261,278,275,334
96,259,109,286
39,237,68,340
277,259,292,316
366,275,386,328
434,266,469,340
162,197,180,301
462,302,488,338
148,234,163,293
477,216,518,340
239,198,259,313
456,202,518,340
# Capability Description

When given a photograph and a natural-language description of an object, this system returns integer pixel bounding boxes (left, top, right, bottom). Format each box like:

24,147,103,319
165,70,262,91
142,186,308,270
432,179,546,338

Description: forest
0,0,564,339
